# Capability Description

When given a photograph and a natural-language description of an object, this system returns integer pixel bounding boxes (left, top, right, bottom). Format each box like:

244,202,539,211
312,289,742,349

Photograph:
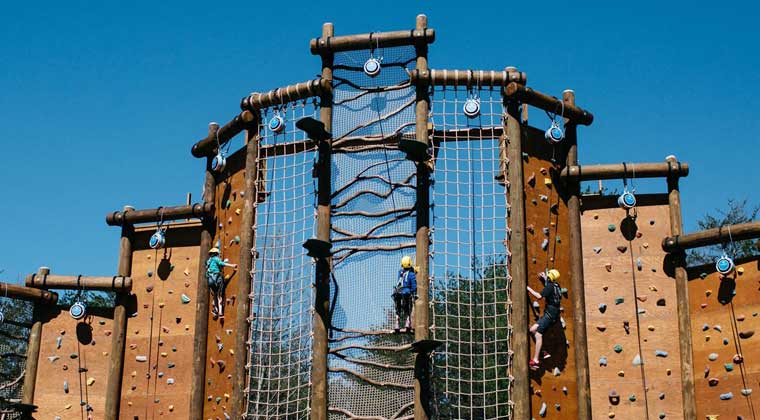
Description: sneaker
529,360,540,370
541,351,551,359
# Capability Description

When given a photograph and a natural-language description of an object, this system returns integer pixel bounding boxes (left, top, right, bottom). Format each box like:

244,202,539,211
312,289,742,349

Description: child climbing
392,255,417,333
527,269,562,370
207,247,237,319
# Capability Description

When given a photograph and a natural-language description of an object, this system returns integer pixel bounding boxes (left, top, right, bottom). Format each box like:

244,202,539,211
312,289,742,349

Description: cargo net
0,297,33,419
245,99,319,419
429,86,513,419
327,45,418,420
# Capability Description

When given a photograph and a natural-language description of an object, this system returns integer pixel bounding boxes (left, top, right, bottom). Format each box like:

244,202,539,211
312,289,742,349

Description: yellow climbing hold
617,370,625,377
161,352,168,358
230,349,235,355
65,404,72,409
649,285,658,292
131,371,137,377
706,290,712,297
169,404,175,412
737,267,745,274
706,416,719,420
544,178,552,186
87,377,95,386
235,208,241,215
648,325,655,331
608,412,615,418
224,393,230,400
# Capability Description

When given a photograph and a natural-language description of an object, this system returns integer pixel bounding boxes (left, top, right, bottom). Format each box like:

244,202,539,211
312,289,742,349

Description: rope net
327,46,418,420
0,297,33,419
245,99,319,419
429,86,513,419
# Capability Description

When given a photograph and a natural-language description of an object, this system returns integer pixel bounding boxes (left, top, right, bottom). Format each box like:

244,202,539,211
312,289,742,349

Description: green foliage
0,297,33,405
686,199,759,266
57,290,116,308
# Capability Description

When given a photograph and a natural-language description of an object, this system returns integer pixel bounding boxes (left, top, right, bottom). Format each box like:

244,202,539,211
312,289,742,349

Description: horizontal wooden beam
310,27,434,54
25,272,132,292
240,79,331,112
662,221,760,252
410,69,526,87
191,112,257,157
0,282,58,304
561,161,689,181
106,202,214,226
504,82,594,125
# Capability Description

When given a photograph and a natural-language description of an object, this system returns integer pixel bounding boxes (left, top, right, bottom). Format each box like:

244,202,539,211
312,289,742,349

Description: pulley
149,228,166,250
463,97,481,119
617,189,637,210
363,57,382,77
716,253,735,276
70,301,87,320
545,120,564,144
211,152,227,173
268,113,286,134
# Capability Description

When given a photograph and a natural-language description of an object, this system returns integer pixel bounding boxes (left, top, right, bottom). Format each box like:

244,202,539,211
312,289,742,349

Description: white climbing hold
633,354,642,366
742,389,753,396
48,355,60,363
553,367,561,376
539,402,547,417
708,353,719,361
136,355,147,362
593,247,602,254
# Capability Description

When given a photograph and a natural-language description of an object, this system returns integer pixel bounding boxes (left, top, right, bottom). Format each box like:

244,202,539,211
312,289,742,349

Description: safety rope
627,240,651,420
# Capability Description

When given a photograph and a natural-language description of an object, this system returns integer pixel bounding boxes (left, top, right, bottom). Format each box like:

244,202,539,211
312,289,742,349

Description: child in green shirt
207,247,237,318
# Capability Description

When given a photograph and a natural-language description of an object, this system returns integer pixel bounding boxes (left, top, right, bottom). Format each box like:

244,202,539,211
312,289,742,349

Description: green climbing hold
181,294,191,304
725,363,734,372
608,224,616,232
615,297,624,305
69,353,78,359
225,199,232,209
560,288,568,294
170,264,175,271
700,272,708,279
522,152,529,159
555,235,561,243
629,394,636,402
614,344,623,353
234,235,241,244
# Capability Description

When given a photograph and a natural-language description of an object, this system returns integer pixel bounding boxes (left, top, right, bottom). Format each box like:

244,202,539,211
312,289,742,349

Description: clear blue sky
1,1,758,283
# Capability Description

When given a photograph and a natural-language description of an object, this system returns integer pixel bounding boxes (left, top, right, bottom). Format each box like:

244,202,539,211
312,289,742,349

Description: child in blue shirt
392,256,417,333
207,247,237,319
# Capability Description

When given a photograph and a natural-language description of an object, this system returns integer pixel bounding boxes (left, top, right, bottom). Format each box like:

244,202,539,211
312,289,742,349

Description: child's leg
532,331,543,362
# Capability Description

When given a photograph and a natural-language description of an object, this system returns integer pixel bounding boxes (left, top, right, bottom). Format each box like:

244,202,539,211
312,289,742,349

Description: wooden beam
561,161,689,181
564,90,592,420
241,78,331,112
0,282,57,304
106,202,215,226
665,156,697,418
662,220,760,252
21,267,49,406
310,26,434,54
504,82,594,126
191,110,257,158
409,68,526,87
25,273,132,291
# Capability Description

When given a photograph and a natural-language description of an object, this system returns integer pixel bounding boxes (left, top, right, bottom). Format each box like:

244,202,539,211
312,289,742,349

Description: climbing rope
626,235,651,420
144,244,159,420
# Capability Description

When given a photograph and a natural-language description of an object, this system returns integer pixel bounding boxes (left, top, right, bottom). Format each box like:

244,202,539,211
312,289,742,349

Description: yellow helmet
547,269,560,282
400,256,413,269
209,247,220,254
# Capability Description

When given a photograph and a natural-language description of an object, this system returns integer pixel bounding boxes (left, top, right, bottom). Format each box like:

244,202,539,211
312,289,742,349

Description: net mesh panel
246,100,319,419
0,297,33,419
429,86,513,419
328,46,417,420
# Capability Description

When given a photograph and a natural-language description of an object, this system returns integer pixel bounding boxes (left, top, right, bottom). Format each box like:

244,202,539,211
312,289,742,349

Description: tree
0,296,33,410
686,199,759,266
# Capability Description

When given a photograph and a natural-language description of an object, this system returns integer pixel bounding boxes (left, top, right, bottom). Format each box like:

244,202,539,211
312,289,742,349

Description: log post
21,266,49,406
231,115,261,418
104,207,134,420
563,90,592,420
412,14,432,420
190,123,219,420
666,155,697,419
505,84,530,420
311,21,334,420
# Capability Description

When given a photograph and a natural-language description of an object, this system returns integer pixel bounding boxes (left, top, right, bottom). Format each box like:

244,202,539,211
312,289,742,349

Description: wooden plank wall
522,126,577,419
581,194,684,419
120,222,202,418
689,256,760,419
203,147,246,419
33,307,114,419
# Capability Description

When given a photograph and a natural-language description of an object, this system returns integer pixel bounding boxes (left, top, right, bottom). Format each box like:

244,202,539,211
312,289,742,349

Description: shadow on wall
529,320,569,384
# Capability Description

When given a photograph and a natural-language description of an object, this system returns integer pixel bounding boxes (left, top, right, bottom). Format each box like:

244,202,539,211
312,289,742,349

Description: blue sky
1,1,758,282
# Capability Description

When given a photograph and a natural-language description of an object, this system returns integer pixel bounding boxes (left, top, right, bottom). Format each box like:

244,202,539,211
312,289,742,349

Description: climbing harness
716,225,736,276
544,100,565,144
268,108,286,134
363,33,382,77
149,207,166,250
69,275,87,320
618,163,637,211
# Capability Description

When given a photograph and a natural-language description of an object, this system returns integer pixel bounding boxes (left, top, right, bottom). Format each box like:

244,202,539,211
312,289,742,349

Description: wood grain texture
581,195,685,419
689,257,760,419
202,146,247,420
119,221,201,419
522,126,576,419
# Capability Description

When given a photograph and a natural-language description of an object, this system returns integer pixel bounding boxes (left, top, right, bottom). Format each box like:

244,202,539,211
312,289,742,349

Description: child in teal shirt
207,247,237,318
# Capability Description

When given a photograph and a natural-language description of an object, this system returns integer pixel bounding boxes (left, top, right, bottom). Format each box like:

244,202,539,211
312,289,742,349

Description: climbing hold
608,224,616,232
643,242,649,248
616,245,627,253
655,350,668,358
733,354,744,364
647,325,655,331
602,285,609,291
632,354,641,366
742,389,752,396
609,390,620,404
69,353,78,359
48,355,59,363
87,377,95,386
719,392,733,400
597,325,607,332
147,270,153,277
553,367,561,376
544,178,552,187
527,173,536,186
608,413,615,418
701,303,708,309
737,267,745,274
539,402,547,417
562,386,568,395
593,247,602,254
599,356,608,366
614,344,623,353
649,285,658,292
614,297,624,305
705,289,712,296
636,295,647,302
656,298,666,306
136,355,147,362
63,381,69,393
541,238,549,250
629,394,636,402
740,330,755,339
659,392,665,400
708,353,719,361
556,235,561,243
659,413,666,419
168,362,175,368
623,321,630,334
526,224,535,233
636,258,643,270
181,294,191,304
234,235,240,244
605,263,613,272
713,325,722,332
724,363,734,372
737,314,745,321
666,368,671,375
649,219,655,225
146,285,154,293
617,370,625,377
723,338,729,345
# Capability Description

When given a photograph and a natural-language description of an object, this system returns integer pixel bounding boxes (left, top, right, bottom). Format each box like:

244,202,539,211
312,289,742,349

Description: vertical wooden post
104,209,134,420
190,123,219,420
21,266,49,406
311,21,334,420
666,155,697,419
563,90,592,420
504,91,530,419
231,118,260,418
412,14,433,420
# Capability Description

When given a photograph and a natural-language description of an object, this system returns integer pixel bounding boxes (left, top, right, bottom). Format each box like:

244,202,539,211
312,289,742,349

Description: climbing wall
204,147,245,420
689,256,760,419
33,305,114,419
521,125,576,419
582,194,684,419
120,221,202,418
